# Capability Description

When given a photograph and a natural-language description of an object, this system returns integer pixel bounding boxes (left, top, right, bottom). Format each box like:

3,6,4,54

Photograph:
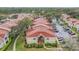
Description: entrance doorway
38,36,44,45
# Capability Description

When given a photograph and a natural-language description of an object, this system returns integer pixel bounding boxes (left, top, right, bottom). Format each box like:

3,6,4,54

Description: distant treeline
0,7,78,14
0,7,79,19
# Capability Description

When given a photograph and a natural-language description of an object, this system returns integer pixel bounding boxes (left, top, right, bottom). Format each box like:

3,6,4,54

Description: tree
9,18,32,39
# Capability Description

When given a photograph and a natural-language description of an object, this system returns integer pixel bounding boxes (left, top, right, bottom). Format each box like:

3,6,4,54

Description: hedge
36,44,43,48
45,42,57,48
25,44,43,48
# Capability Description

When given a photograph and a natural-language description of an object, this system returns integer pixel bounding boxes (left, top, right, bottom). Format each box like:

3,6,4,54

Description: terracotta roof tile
27,28,55,37
0,29,8,39
26,17,56,37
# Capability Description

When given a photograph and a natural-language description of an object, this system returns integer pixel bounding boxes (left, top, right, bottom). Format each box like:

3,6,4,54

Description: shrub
36,44,43,48
0,16,6,20
45,41,58,47
25,43,37,48
52,43,57,47
52,41,58,47
38,45,43,48
26,44,32,48
31,43,36,47
45,43,50,46
25,44,28,48
45,43,53,48
35,44,39,48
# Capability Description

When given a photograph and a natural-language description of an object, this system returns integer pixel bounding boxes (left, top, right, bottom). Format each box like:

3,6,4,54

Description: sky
0,0,79,7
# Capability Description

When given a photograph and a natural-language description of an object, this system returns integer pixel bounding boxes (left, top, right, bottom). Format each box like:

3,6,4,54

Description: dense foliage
9,18,32,39
0,8,79,17
0,16,7,20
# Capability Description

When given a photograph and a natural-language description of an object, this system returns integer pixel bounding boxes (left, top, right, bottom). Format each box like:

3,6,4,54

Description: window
5,37,7,40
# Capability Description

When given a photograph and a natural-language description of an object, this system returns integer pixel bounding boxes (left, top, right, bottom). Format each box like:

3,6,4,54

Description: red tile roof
0,29,8,39
27,31,56,37
0,20,18,28
27,28,56,37
32,24,53,30
0,26,11,32
68,18,79,24
33,21,50,25
26,17,57,37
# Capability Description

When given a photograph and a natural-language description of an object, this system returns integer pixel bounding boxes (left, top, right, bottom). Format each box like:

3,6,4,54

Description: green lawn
16,34,26,51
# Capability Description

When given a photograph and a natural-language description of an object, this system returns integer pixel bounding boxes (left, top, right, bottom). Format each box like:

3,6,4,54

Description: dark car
54,29,59,32
58,37,64,41
64,27,70,31
64,28,70,31
67,30,75,35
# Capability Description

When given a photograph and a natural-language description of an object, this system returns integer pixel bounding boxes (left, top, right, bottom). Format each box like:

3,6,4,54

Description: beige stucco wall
44,37,58,44
26,36,58,44
26,37,38,44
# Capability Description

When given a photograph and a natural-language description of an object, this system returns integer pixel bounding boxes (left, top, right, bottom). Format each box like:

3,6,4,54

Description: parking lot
52,18,79,50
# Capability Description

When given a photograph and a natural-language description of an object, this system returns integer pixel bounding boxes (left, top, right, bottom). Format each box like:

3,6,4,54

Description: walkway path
13,34,20,51
13,27,26,51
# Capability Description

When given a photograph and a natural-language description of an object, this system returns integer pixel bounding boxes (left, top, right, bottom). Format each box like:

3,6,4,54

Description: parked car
67,30,75,35
58,37,64,41
58,37,66,44
64,28,70,31
63,27,70,31
54,29,59,32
